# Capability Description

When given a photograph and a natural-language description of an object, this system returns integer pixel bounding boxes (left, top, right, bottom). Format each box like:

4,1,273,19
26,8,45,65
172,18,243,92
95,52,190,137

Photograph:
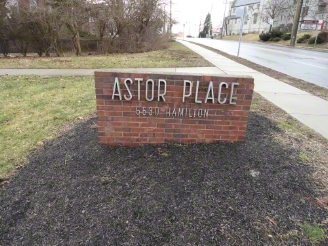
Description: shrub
297,37,305,43
271,29,283,38
317,31,328,42
282,33,291,40
302,34,311,39
308,36,326,44
308,37,315,44
272,37,281,42
259,32,271,41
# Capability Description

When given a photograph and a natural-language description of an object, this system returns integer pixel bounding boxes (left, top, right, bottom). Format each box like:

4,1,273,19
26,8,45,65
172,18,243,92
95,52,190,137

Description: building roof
232,0,260,7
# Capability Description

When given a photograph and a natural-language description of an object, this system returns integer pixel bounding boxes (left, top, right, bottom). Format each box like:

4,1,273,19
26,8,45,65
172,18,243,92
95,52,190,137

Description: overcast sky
171,0,232,35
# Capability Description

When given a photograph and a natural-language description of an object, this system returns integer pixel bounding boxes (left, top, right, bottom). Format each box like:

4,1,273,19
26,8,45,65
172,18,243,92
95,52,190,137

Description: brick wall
95,72,254,146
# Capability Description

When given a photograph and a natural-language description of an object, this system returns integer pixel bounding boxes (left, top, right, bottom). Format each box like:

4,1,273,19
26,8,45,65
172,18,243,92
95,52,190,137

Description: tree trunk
72,32,81,56
23,44,28,57
98,22,106,54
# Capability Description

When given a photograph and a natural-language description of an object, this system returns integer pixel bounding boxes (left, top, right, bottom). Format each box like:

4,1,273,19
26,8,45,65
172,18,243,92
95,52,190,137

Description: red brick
96,99,105,105
165,128,181,133
156,133,173,138
123,132,139,137
95,72,254,145
130,127,148,132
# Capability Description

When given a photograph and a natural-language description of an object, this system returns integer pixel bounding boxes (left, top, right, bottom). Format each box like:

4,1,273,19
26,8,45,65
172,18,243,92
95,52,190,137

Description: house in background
223,0,327,35
212,26,221,37
224,0,269,35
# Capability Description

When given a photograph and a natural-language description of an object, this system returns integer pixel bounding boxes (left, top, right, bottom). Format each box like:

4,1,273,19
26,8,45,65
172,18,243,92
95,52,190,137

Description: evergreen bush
317,31,328,42
308,36,326,44
271,29,283,38
259,32,271,41
302,34,311,39
282,33,291,40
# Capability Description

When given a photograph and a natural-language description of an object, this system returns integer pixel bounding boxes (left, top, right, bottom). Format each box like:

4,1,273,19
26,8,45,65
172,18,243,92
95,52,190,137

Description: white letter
218,82,228,104
112,77,122,100
146,79,155,101
195,81,202,103
124,78,133,100
158,79,167,102
182,80,193,103
229,82,239,104
205,81,214,103
135,78,143,101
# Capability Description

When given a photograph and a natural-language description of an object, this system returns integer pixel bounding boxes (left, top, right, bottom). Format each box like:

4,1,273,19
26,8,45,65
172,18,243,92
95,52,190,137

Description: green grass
0,76,95,179
278,120,294,130
0,41,213,69
301,223,326,242
298,152,309,162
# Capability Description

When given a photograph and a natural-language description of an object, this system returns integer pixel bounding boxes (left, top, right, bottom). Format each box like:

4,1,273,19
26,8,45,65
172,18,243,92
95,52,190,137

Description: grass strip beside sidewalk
0,42,213,69
0,76,95,179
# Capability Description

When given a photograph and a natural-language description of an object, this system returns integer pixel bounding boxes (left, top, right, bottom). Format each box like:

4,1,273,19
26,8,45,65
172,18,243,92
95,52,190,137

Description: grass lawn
0,76,95,179
0,41,213,69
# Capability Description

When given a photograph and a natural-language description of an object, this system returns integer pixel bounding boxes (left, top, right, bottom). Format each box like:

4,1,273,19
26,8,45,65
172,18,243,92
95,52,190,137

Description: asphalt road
187,38,328,89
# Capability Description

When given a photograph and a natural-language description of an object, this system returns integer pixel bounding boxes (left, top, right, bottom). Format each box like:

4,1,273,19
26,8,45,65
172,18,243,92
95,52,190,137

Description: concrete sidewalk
178,40,328,140
1,43,328,139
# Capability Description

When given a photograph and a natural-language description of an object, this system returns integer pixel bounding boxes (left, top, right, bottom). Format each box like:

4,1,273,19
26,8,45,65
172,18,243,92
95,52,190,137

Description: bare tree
90,0,166,53
1,0,171,56
48,0,89,56
261,0,290,31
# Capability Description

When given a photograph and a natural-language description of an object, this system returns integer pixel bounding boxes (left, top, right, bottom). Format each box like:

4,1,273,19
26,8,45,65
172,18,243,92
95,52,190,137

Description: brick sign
95,72,254,146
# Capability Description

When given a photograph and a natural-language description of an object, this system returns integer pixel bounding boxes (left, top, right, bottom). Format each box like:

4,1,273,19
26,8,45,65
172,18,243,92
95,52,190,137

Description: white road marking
292,60,328,69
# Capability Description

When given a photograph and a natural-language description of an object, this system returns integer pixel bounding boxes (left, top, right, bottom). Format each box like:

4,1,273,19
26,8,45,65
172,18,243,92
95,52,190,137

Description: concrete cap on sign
235,7,247,18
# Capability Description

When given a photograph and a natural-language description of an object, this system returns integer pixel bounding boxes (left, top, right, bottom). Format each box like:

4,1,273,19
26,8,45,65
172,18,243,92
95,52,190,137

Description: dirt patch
1,93,327,245
192,42,328,101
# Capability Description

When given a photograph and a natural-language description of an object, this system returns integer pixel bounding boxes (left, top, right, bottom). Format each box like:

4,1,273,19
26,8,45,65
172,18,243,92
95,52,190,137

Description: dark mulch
1,94,328,245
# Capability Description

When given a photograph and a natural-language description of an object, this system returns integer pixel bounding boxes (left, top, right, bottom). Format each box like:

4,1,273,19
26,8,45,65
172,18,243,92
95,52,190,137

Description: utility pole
290,0,303,47
163,4,166,35
220,0,228,39
169,0,172,37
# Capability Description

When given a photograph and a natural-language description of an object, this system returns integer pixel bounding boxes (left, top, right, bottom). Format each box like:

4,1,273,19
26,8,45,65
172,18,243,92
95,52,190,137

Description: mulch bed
1,93,328,245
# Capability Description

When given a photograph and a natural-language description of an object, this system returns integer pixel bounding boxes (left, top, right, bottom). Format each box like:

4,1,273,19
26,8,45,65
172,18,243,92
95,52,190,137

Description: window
235,18,237,24
253,13,258,24
301,6,309,17
232,8,235,14
318,6,325,13
244,15,248,24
